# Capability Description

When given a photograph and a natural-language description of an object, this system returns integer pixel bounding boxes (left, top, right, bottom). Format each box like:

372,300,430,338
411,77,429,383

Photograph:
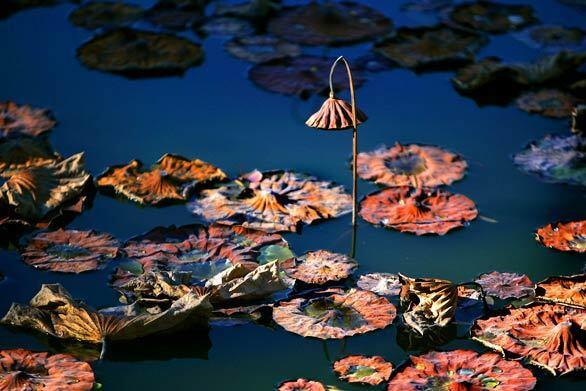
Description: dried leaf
281,250,357,285
0,101,55,140
475,271,535,300
537,274,586,309
536,220,586,252
333,355,393,385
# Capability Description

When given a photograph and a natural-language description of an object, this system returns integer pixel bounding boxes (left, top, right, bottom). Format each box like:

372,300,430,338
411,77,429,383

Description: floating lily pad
281,250,357,285
273,288,396,339
277,378,326,391
0,137,60,174
333,355,393,385
199,17,254,36
96,154,226,206
536,220,586,253
515,89,579,118
359,187,478,235
145,1,203,31
0,101,56,140
357,143,467,187
0,349,95,390
387,350,537,390
267,1,392,46
77,28,204,78
515,25,586,52
190,170,352,232
374,25,487,70
20,229,120,273
69,2,144,30
356,273,402,297
447,1,537,34
248,56,365,98
214,0,280,21
513,134,586,187
225,35,301,64
475,271,535,300
472,303,586,375
537,274,586,309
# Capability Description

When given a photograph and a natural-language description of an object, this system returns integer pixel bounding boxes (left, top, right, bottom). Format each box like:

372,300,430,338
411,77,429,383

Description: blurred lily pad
515,25,586,52
1,101,56,140
145,1,203,31
447,1,537,34
69,2,144,30
225,35,300,64
515,89,579,118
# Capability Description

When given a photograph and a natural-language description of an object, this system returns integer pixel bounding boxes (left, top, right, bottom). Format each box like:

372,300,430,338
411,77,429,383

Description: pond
0,0,585,390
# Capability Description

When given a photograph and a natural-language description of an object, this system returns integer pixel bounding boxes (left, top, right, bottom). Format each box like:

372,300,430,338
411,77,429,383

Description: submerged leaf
535,220,586,252
333,355,393,385
0,101,56,140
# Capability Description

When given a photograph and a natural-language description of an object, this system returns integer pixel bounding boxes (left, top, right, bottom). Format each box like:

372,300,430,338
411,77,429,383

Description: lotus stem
99,338,107,360
329,56,358,226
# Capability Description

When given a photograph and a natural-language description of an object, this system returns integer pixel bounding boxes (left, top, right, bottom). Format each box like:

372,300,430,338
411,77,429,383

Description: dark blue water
0,0,585,389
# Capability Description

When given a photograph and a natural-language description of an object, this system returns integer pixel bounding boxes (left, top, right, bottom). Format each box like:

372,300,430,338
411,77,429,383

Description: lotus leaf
21,229,120,273
0,101,55,140
305,97,367,130
145,1,203,31
357,273,401,297
357,143,467,187
1,283,211,345
536,220,586,252
225,36,301,64
475,271,535,300
214,0,280,21
472,303,586,375
537,274,586,308
333,355,393,385
277,378,326,391
448,1,537,34
96,154,226,206
515,89,578,118
76,28,204,77
281,250,357,285
359,187,478,235
387,350,537,390
116,270,193,304
199,17,254,37
0,137,60,174
516,25,586,51
267,1,392,46
273,288,396,339
69,2,144,30
0,348,95,390
189,170,352,232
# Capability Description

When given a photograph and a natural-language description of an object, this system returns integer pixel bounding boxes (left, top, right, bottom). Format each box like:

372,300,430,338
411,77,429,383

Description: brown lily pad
333,355,393,385
273,288,396,339
267,1,392,46
537,274,586,309
96,154,226,206
144,1,204,31
277,378,326,391
472,303,586,375
475,271,535,300
374,25,487,70
0,137,60,174
0,101,56,140
387,349,537,390
448,1,537,34
357,273,402,297
190,170,352,233
281,250,357,285
359,187,478,235
20,229,121,273
536,220,586,253
69,2,144,30
225,35,301,64
0,349,95,390
515,89,579,118
516,25,586,52
76,28,204,78
357,143,467,187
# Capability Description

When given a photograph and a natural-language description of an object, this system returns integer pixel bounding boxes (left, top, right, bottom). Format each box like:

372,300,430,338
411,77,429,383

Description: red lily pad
536,220,586,253
475,271,535,300
537,274,586,309
333,355,393,385
281,250,357,285
0,101,56,140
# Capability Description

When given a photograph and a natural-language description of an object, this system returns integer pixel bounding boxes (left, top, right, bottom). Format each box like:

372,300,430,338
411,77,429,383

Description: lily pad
281,250,357,285
475,271,535,300
515,25,586,52
0,137,60,175
357,143,467,187
273,288,396,339
199,17,254,37
356,273,402,297
387,350,536,390
374,25,487,70
277,378,326,391
537,274,586,308
69,2,144,30
20,229,121,273
0,101,56,140
0,349,95,390
76,28,204,78
267,1,393,46
189,170,352,232
96,154,226,206
515,89,578,118
536,220,586,253
258,244,294,265
359,187,478,235
333,355,393,385
225,35,301,64
144,1,204,31
447,1,537,34
472,303,586,375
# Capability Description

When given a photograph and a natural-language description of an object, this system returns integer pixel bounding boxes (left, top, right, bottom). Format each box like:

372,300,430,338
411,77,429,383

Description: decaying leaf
387,350,537,390
537,274,586,309
69,2,144,30
190,170,352,232
0,101,56,140
281,250,357,285
277,378,326,391
515,89,579,118
447,1,537,34
475,271,535,300
357,143,467,187
267,1,392,46
20,229,121,273
273,288,396,339
0,137,60,174
536,220,586,252
0,348,95,390
96,154,226,206
357,273,402,297
472,303,586,375
305,97,367,130
359,187,478,235
225,35,301,64
116,270,193,304
1,284,211,345
399,274,458,334
333,355,393,385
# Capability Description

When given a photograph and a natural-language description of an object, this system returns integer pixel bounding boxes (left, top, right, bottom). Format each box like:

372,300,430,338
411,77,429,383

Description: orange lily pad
20,229,120,273
359,187,478,235
281,250,357,285
472,303,586,375
190,170,352,232
537,274,586,309
475,271,535,300
387,350,537,390
96,154,226,206
333,355,393,385
357,143,467,187
357,273,402,297
536,220,586,253
273,288,396,339
448,1,537,34
515,89,579,118
0,101,56,140
277,378,326,391
0,349,94,390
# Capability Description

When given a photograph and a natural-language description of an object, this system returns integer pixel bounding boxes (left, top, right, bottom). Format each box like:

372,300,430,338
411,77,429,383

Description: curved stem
329,56,358,226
